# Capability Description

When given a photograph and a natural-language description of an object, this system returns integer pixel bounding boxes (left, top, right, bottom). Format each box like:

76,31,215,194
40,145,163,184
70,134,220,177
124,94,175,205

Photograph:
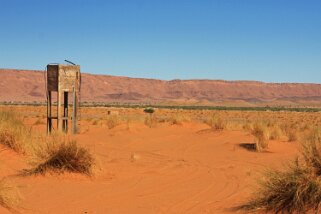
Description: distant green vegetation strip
83,103,321,112
0,102,320,112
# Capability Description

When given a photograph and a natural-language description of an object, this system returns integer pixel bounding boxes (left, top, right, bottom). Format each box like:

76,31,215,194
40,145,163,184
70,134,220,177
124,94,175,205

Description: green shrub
143,107,155,114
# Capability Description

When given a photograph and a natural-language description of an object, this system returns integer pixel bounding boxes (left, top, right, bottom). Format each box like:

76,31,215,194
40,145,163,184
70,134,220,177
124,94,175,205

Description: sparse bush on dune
287,130,298,142
240,128,321,213
239,160,321,213
167,114,190,125
281,122,300,142
156,116,167,123
269,126,282,140
0,110,95,176
144,114,156,128
0,111,30,154
143,107,155,114
33,118,45,125
24,139,94,176
0,111,21,124
302,128,321,175
0,178,21,211
105,115,120,129
91,115,121,129
251,123,269,152
168,115,184,125
301,123,311,131
0,130,21,153
205,115,227,130
266,119,278,128
144,107,156,128
243,121,253,132
92,119,99,126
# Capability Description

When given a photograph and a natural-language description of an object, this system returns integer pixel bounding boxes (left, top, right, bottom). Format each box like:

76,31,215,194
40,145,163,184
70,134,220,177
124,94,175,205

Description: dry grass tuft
33,118,45,125
288,130,298,142
168,115,186,125
105,115,120,129
302,128,321,175
239,160,321,213
269,126,282,140
251,123,269,152
0,130,21,153
0,111,30,154
205,115,227,130
91,119,100,126
239,128,321,213
144,114,157,128
24,140,94,176
243,121,253,132
281,123,299,142
91,115,121,129
0,179,21,211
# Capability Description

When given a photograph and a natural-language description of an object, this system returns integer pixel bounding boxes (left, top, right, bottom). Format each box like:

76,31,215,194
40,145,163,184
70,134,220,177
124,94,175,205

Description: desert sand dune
0,113,300,213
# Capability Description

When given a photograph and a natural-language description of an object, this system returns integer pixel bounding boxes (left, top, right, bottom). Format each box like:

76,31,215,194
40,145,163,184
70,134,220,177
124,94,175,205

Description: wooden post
72,87,77,134
47,91,52,134
57,91,63,132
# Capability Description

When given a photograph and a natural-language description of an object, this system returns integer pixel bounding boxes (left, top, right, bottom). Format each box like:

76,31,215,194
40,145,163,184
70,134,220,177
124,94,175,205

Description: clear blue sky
0,0,320,83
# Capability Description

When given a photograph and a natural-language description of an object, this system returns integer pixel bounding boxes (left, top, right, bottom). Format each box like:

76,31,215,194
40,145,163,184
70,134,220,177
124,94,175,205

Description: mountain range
1,69,320,107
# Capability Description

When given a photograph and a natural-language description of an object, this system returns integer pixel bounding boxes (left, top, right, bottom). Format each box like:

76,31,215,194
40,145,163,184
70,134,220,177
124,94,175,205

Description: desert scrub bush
0,111,31,153
0,130,20,152
24,140,94,175
281,122,299,142
240,128,321,213
243,121,253,132
92,119,99,126
105,115,120,129
144,107,156,128
33,118,45,125
205,115,226,130
144,114,157,128
0,178,21,211
239,160,321,213
269,126,282,140
155,116,167,123
167,114,189,125
302,128,321,175
287,130,298,142
143,107,155,114
251,123,269,152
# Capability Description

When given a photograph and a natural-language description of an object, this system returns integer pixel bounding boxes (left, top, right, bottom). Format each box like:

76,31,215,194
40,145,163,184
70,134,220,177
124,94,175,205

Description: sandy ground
0,114,300,213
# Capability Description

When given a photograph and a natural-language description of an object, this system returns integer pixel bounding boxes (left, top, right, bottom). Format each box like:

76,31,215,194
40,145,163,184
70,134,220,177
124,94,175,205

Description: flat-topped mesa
0,69,320,107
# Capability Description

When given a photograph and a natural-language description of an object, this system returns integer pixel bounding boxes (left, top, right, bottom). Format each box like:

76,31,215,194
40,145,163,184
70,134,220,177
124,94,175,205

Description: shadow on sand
238,143,257,151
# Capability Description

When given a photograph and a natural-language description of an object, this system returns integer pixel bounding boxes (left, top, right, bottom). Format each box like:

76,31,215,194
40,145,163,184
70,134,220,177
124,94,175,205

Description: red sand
0,121,299,213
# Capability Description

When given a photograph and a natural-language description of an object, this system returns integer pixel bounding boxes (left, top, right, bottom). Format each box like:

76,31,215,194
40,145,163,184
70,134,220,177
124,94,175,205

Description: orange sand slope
1,119,299,213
